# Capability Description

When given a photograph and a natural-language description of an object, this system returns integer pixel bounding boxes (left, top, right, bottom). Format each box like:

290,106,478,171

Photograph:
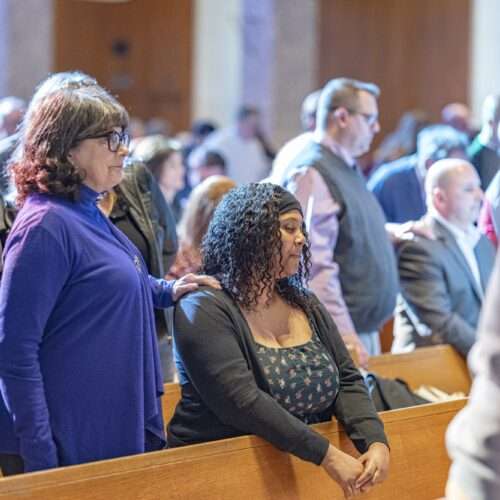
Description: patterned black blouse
255,328,340,423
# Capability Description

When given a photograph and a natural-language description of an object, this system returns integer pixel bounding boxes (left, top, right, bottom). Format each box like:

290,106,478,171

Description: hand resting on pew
168,185,390,498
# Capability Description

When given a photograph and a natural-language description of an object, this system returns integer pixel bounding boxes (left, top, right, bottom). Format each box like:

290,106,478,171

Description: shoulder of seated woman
176,285,232,305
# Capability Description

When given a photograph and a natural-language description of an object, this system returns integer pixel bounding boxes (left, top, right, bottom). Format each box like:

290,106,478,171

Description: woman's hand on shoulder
355,442,390,493
172,273,222,301
321,444,364,498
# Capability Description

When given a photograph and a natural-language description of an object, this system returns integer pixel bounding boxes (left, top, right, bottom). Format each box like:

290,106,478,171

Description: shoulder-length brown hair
177,175,235,250
12,83,128,205
132,135,181,183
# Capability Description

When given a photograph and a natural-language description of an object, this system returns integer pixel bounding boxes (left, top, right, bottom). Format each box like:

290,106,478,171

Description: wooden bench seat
0,399,465,499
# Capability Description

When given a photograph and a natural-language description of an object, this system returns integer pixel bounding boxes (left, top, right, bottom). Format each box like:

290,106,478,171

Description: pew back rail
0,399,466,499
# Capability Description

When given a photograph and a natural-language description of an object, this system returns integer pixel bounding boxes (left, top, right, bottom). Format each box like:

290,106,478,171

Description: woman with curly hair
168,183,390,497
0,75,218,476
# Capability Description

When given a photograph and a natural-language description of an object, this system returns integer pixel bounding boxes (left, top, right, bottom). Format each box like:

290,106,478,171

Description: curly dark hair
12,82,128,206
202,182,312,311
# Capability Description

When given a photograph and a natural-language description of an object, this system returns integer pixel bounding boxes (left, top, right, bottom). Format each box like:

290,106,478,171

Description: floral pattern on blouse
255,329,339,422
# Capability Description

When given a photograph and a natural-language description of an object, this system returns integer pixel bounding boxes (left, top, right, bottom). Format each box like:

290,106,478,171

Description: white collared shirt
431,211,483,296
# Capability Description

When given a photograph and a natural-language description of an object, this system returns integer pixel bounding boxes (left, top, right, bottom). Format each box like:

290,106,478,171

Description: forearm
183,351,331,464
399,242,476,355
175,291,329,465
149,276,175,308
219,388,330,464
438,316,476,356
332,365,388,451
402,294,476,355
313,298,387,451
0,224,68,471
0,371,58,471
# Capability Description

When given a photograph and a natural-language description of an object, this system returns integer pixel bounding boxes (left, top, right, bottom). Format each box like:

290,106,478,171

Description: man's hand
355,442,390,493
172,273,221,301
386,219,436,245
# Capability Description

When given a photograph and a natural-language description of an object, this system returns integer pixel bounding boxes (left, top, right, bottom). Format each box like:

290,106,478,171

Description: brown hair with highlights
12,83,128,205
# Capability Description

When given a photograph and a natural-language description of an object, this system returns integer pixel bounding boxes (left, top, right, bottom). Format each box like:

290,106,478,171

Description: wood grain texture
53,0,193,130
318,0,471,146
367,345,471,394
0,400,465,499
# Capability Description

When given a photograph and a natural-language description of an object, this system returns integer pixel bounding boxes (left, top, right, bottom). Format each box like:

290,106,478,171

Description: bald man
392,159,496,356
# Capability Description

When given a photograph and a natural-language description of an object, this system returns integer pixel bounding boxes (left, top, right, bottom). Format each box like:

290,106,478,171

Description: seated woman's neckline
254,335,315,350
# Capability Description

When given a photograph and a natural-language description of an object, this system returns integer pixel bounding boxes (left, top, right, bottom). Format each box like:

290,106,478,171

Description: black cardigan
167,288,388,465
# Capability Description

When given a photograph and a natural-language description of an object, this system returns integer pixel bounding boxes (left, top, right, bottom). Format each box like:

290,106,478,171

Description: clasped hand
322,442,389,498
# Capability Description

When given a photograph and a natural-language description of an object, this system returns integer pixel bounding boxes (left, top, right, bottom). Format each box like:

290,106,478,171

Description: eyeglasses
352,110,379,127
330,107,379,127
83,130,130,152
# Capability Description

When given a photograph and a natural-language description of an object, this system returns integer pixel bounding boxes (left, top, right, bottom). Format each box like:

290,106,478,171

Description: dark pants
0,453,24,476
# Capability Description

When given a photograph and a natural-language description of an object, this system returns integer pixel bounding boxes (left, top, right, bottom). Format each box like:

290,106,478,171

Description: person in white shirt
189,106,271,185
393,158,496,356
269,89,321,185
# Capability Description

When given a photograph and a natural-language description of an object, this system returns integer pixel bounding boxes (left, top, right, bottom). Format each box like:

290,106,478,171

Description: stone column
192,0,318,147
0,0,54,100
241,0,319,147
192,0,243,128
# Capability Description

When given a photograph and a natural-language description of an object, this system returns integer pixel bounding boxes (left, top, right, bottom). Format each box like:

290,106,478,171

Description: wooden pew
162,382,181,427
379,317,394,353
0,399,465,499
162,345,471,425
367,345,470,394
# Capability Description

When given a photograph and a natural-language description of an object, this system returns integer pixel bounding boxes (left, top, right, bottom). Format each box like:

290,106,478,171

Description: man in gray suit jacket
393,158,496,356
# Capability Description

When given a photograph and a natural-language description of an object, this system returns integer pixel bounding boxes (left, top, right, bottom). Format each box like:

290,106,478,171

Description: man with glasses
280,78,398,365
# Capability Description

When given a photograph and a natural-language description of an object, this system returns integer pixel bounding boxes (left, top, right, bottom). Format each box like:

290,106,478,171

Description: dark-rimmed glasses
330,107,379,127
83,130,130,152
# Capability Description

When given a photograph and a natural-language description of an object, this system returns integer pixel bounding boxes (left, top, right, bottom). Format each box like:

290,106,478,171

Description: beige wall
270,0,318,147
191,0,318,147
192,0,243,128
470,0,500,124
3,0,496,143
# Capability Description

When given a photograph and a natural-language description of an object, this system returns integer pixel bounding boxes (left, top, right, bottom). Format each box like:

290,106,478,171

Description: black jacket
168,288,388,465
111,161,178,336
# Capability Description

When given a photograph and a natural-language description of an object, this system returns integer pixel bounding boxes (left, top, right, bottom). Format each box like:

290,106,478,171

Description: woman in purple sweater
0,77,217,475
